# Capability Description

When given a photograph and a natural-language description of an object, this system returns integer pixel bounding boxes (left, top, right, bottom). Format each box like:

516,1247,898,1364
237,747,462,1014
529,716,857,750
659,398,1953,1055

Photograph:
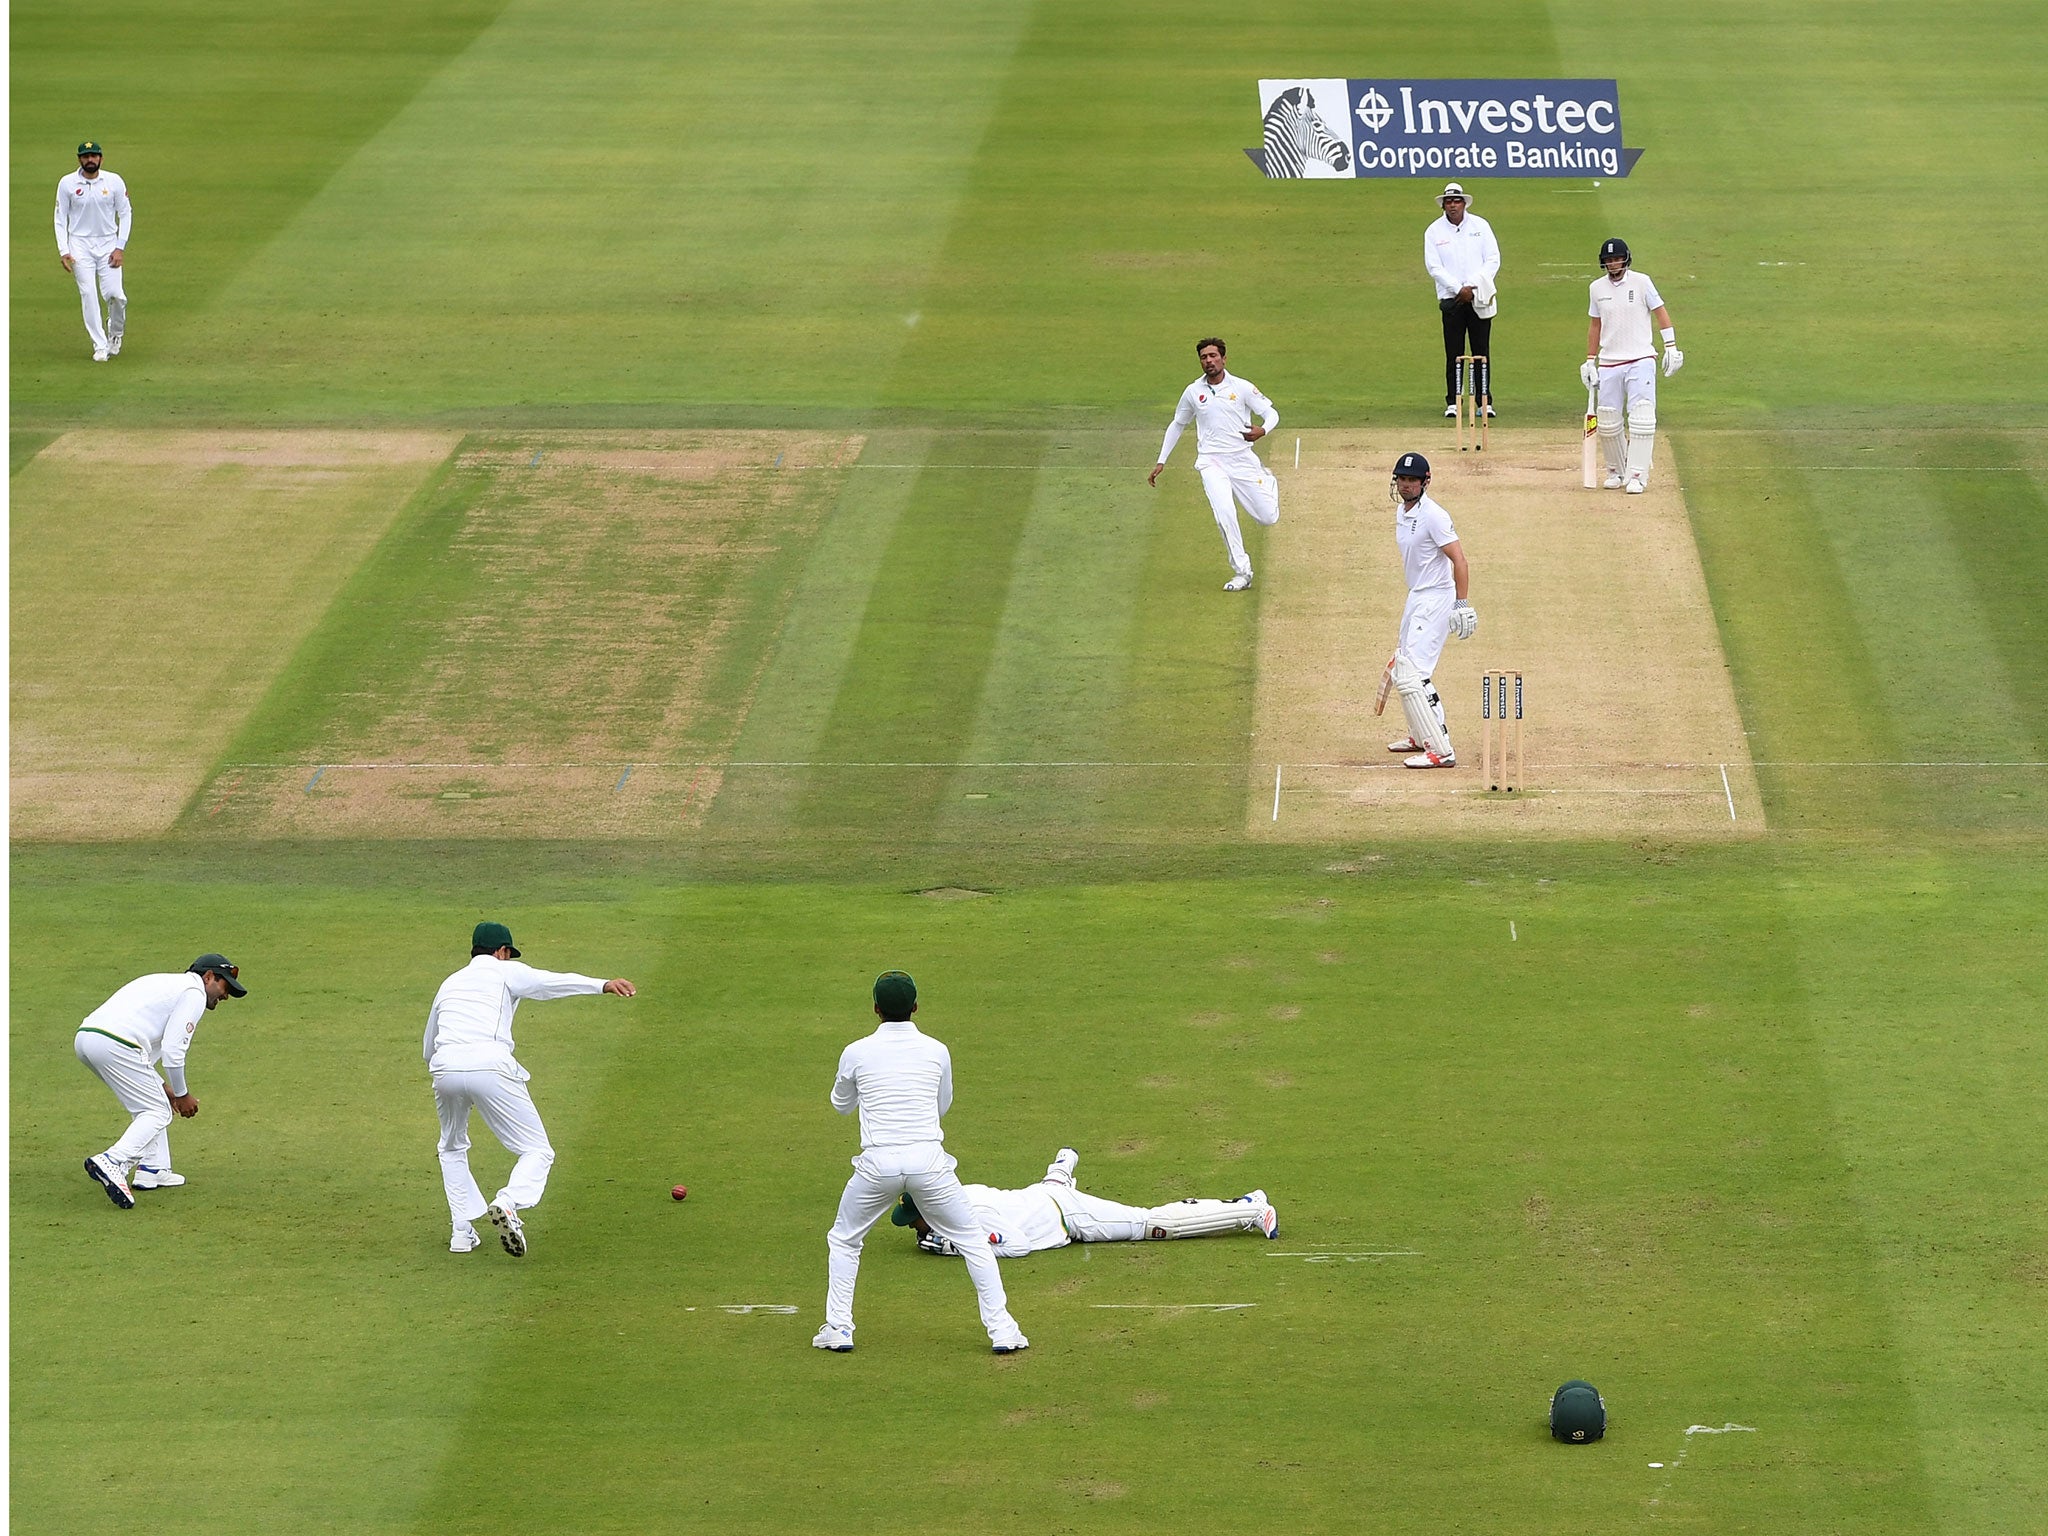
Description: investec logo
1350,79,1628,177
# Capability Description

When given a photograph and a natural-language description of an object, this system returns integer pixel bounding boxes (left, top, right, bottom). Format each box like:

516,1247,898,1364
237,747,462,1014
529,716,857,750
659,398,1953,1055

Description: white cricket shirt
1395,492,1460,593
78,971,207,1095
1424,211,1500,299
1589,269,1666,365
423,955,606,1078
963,1183,1070,1256
1157,371,1279,466
55,170,132,253
831,1020,954,1147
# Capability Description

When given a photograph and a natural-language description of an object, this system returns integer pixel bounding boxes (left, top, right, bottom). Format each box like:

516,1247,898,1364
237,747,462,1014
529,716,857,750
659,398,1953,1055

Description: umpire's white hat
1437,182,1470,207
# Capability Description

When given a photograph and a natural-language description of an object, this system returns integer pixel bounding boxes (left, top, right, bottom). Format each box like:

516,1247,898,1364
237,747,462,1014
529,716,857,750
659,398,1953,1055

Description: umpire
1422,182,1500,418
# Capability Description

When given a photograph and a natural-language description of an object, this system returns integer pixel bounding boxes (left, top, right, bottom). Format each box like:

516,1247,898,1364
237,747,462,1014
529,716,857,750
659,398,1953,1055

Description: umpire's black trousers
1440,298,1493,404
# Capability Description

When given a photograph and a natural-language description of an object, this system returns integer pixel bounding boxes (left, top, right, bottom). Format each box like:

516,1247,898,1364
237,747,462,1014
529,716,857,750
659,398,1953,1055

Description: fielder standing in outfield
55,141,132,362
1424,182,1500,419
75,955,247,1209
1582,237,1682,493
425,921,636,1257
1149,337,1280,592
894,1147,1279,1257
815,971,1029,1356
1381,451,1476,770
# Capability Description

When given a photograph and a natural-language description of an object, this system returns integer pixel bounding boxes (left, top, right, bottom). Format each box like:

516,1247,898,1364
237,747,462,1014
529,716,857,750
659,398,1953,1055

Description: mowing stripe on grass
1930,435,2048,759
798,431,1046,837
1674,430,1908,833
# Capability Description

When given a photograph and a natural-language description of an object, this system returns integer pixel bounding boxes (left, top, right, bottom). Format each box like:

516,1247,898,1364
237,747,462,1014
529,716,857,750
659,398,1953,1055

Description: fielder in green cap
73,953,248,1208
812,971,1031,1355
56,139,131,361
423,921,636,1258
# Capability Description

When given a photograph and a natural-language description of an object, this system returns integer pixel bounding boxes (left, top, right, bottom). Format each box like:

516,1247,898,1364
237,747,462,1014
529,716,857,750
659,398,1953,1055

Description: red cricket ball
671,1184,688,1201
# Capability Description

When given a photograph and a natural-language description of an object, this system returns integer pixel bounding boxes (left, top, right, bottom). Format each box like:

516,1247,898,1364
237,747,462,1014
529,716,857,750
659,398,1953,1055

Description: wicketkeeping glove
1579,358,1599,390
1451,600,1478,640
1662,346,1684,377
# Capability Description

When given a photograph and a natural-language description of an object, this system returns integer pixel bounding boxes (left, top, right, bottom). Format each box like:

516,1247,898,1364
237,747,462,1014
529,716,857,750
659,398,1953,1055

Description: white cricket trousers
1052,1189,1259,1242
68,243,126,352
75,1028,173,1171
1196,452,1280,578
826,1141,1020,1343
433,1069,556,1224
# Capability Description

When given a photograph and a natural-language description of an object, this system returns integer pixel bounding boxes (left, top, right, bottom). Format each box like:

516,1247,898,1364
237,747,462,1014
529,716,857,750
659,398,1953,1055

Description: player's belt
77,1026,143,1051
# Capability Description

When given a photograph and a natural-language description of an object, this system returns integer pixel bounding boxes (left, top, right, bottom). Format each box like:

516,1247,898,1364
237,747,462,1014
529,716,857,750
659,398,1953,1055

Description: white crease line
1649,1424,1758,1515
1720,764,1736,822
1269,1249,1420,1260
1091,1303,1255,1311
1273,764,1283,822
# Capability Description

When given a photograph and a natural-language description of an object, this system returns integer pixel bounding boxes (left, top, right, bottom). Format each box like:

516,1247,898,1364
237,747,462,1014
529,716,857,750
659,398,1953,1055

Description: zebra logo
1244,85,1352,178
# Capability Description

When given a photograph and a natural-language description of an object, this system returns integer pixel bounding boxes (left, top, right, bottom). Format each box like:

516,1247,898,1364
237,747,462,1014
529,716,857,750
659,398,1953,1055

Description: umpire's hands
1450,600,1478,640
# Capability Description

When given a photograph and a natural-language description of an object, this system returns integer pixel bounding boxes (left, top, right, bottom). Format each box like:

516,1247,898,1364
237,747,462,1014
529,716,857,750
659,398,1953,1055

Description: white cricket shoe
1238,1191,1280,1239
1602,472,1625,490
92,348,109,363
1482,405,1497,419
1404,749,1456,769
1624,472,1647,494
1223,573,1253,592
85,1154,135,1209
1387,735,1423,753
1047,1148,1079,1186
1443,405,1459,418
108,335,124,356
811,1324,854,1352
451,1225,482,1253
991,1332,1031,1355
487,1200,527,1257
132,1167,186,1189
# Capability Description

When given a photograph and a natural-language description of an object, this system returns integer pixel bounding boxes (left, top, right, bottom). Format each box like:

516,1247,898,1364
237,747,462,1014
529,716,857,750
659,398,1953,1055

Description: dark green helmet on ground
1550,1380,1607,1442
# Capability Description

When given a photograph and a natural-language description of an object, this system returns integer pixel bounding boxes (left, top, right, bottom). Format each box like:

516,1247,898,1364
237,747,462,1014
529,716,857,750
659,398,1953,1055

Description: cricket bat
1373,655,1395,716
1581,384,1598,489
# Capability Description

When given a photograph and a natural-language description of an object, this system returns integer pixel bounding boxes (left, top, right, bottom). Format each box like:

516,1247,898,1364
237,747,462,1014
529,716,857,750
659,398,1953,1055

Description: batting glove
1451,600,1478,640
1662,346,1684,377
1579,358,1599,390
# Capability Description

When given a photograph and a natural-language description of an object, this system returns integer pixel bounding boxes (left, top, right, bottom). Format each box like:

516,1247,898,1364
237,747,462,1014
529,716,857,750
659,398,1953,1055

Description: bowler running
1150,337,1280,591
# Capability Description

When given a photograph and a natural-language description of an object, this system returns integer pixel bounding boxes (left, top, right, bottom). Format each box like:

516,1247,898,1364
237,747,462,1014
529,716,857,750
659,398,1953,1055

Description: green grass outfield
12,2,2048,1533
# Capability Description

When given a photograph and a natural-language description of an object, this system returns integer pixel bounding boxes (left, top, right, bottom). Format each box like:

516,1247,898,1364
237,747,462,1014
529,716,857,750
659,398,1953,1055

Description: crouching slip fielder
815,971,1029,1355
1150,337,1279,591
895,1147,1279,1257
425,921,636,1257
1582,237,1682,494
1381,451,1476,769
75,954,247,1209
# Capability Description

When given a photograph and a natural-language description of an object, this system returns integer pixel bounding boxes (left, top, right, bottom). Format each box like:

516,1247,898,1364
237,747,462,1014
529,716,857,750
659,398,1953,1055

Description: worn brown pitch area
11,430,460,840
1249,428,1761,840
207,431,864,839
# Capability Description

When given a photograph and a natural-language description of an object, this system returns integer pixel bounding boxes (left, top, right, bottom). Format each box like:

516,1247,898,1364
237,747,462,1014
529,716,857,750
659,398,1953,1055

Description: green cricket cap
891,1194,921,1227
873,970,916,1017
1550,1380,1607,1442
78,141,103,156
189,954,247,997
472,921,521,958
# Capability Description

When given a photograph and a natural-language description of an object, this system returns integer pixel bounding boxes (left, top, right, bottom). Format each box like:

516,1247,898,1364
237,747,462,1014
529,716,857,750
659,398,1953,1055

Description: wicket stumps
1481,668,1524,792
1456,353,1490,453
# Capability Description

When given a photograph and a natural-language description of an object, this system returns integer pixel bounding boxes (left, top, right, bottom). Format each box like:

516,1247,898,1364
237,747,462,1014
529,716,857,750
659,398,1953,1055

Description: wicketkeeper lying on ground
893,1148,1279,1257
